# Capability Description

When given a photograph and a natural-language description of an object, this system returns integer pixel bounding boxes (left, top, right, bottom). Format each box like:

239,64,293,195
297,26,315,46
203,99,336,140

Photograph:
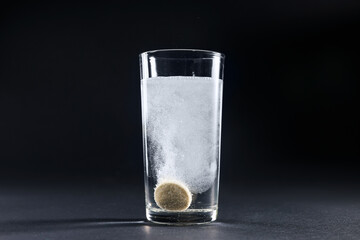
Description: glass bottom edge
146,208,218,225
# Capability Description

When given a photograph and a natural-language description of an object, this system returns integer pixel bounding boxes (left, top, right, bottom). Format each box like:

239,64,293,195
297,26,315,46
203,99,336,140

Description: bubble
143,76,221,194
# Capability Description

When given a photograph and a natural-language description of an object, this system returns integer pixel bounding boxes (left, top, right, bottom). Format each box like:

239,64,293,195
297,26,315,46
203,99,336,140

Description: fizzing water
141,76,223,224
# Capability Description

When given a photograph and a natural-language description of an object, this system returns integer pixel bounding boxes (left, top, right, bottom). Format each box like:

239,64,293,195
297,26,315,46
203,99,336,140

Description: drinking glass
140,49,225,224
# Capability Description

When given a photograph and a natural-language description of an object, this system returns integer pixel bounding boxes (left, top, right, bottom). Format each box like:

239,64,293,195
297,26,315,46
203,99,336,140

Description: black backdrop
0,1,359,187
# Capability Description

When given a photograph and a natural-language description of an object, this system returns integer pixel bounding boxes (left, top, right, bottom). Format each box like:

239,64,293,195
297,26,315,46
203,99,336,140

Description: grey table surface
0,183,359,240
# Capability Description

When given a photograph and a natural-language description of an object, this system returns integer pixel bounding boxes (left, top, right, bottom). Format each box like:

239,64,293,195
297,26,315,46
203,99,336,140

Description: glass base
146,207,218,225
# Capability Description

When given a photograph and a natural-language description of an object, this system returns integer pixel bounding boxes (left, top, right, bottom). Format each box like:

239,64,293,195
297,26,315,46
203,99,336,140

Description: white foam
142,76,222,194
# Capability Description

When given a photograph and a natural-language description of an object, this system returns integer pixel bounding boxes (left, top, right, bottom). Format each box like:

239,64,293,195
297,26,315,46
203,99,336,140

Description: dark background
0,0,359,187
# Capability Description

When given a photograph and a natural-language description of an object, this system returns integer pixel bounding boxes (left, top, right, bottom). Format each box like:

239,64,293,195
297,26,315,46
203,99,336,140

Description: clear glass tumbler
140,49,224,224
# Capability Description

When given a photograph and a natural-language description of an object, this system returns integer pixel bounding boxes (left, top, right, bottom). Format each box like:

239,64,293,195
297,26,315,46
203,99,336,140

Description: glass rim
139,49,225,59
